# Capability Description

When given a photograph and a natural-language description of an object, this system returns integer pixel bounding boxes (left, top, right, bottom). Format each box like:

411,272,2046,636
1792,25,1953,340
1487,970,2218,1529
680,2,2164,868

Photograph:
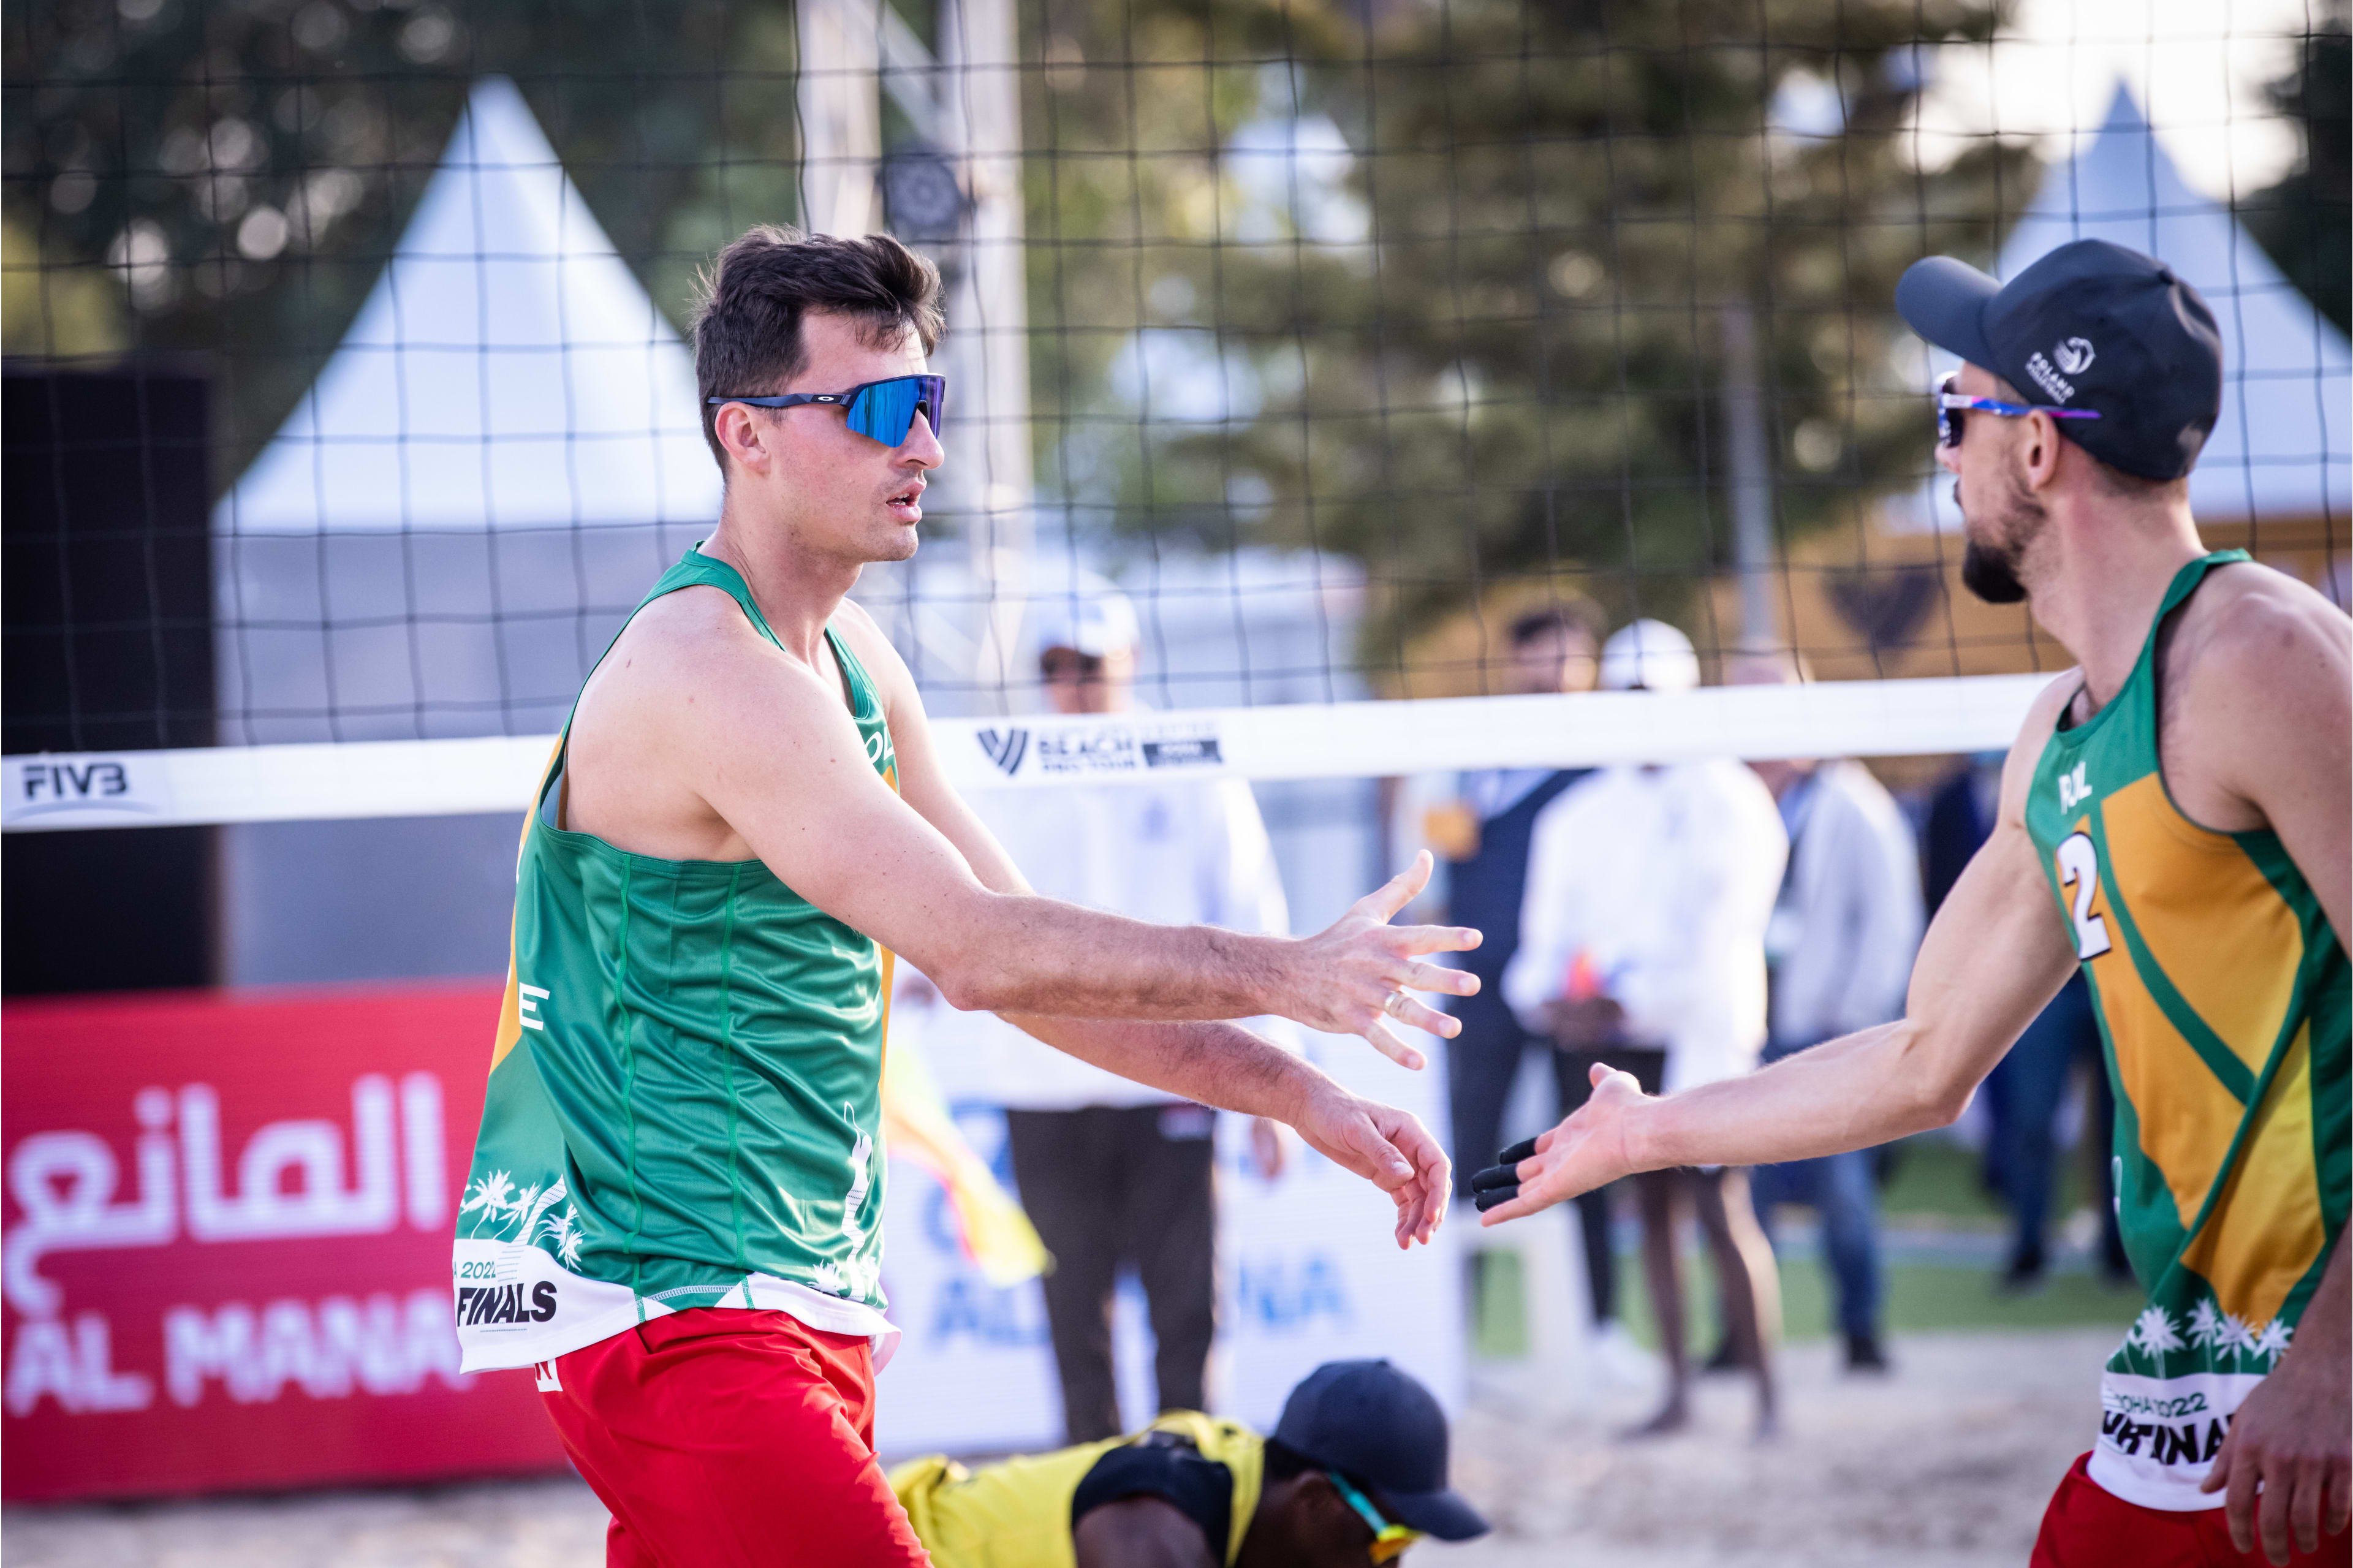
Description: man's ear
2019,410,2063,493
714,403,773,479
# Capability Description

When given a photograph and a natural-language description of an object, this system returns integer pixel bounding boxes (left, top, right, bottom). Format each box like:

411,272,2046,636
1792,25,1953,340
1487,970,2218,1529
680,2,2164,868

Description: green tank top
2023,550,2349,1511
452,545,902,1373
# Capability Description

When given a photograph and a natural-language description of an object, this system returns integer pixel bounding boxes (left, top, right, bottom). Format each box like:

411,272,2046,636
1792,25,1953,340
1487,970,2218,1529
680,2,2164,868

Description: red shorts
2034,1452,2351,1568
537,1308,930,1568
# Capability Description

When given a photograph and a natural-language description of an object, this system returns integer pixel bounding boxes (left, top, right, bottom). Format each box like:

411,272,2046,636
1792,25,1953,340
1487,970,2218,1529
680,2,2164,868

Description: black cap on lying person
1076,1359,1492,1566
1273,1360,1491,1547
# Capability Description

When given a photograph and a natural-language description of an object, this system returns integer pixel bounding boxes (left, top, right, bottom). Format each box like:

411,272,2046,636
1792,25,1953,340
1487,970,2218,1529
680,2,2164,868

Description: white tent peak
216,74,721,534
1900,79,2349,532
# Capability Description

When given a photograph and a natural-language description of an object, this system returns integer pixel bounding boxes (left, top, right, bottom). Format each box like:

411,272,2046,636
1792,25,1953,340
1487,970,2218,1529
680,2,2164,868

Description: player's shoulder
626,580,771,656
595,584,781,702
1995,673,2080,820
827,596,919,695
2182,560,2351,684
2012,670,2079,753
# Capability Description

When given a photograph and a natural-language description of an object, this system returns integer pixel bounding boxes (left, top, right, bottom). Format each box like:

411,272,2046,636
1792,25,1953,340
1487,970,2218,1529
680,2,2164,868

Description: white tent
213,77,722,985
1898,85,2351,533
215,74,721,746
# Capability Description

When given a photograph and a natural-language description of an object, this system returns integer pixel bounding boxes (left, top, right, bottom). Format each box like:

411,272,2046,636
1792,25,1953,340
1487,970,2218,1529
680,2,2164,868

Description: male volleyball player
450,226,1477,1567
1477,239,2348,1567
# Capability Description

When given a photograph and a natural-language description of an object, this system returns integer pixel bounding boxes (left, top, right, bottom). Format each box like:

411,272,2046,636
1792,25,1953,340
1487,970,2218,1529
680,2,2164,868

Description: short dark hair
691,225,946,470
1507,598,1607,650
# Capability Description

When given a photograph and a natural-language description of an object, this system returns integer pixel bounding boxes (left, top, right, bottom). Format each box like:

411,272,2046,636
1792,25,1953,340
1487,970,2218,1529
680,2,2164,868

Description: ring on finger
1381,990,1409,1019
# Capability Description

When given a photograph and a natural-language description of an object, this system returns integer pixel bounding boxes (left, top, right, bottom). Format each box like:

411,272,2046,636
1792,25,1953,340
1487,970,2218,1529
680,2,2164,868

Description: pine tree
2242,8,2350,338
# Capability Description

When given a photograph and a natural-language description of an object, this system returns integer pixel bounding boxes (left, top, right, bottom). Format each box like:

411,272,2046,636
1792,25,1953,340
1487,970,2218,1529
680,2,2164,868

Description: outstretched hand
1293,851,1482,1070
1471,1061,1649,1225
1291,1082,1452,1248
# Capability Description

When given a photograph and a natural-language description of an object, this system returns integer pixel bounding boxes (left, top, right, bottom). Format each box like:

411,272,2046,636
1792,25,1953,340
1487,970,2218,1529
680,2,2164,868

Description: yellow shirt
889,1411,1266,1568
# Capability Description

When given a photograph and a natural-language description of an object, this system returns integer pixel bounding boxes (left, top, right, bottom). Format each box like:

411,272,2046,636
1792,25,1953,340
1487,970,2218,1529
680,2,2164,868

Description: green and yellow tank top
889,1411,1267,1568
2025,550,2349,1511
452,545,901,1373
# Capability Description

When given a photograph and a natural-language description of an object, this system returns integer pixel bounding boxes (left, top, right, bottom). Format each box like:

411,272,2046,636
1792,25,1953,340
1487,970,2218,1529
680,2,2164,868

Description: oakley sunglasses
1327,1471,1422,1565
1936,370,2099,449
707,373,947,448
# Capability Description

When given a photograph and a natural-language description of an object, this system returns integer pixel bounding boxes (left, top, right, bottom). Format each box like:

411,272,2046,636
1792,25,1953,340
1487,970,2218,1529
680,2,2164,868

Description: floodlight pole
936,0,1036,707
802,0,1034,709
1721,301,1781,654
797,0,883,238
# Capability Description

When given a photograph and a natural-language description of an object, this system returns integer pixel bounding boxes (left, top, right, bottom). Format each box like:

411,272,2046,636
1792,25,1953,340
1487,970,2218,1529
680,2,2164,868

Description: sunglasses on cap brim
1934,370,2099,449
707,374,947,448
1327,1470,1423,1564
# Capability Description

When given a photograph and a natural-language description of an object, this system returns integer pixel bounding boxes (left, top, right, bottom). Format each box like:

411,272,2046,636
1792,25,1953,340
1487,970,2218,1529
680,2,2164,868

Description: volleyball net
3,0,2345,831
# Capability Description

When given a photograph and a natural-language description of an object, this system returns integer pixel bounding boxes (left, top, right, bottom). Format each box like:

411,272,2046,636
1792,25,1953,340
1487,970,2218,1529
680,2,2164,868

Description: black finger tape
1469,1162,1518,1192
1496,1137,1538,1165
1472,1184,1521,1212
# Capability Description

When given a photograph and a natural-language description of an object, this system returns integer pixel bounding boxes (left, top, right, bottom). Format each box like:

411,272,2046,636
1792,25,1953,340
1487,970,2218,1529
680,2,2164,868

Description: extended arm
680,606,1479,1063
1480,680,2082,1223
893,693,1448,1244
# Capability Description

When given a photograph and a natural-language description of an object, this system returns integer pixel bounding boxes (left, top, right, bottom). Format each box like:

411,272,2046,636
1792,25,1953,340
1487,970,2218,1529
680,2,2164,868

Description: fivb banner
0,985,566,1501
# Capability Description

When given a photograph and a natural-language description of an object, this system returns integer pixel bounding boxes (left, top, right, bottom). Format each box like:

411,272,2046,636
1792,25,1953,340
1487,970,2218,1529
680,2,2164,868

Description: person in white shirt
1501,620,1788,1437
946,583,1290,1444
1731,652,1925,1375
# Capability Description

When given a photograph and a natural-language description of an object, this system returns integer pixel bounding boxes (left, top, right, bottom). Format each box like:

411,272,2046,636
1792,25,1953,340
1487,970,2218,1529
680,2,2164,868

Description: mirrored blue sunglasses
1934,370,2099,449
707,373,947,448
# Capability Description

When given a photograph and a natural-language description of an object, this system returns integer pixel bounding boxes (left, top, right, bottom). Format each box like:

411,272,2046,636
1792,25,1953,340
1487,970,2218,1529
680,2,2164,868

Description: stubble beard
1956,468,2045,606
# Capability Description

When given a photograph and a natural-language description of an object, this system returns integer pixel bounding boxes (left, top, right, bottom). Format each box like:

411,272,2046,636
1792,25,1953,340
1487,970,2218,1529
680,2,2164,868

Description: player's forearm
926,891,1293,1021
1008,1014,1322,1123
1626,1016,1967,1172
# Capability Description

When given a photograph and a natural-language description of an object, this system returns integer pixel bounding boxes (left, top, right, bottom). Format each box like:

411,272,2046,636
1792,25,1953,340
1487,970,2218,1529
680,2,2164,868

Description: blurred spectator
1428,602,1612,1336
1503,620,1788,1437
954,583,1293,1444
1730,653,1923,1374
1923,757,2131,1292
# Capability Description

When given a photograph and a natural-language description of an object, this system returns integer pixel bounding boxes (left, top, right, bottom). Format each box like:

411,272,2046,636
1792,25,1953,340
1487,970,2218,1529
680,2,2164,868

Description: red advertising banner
2,983,569,1502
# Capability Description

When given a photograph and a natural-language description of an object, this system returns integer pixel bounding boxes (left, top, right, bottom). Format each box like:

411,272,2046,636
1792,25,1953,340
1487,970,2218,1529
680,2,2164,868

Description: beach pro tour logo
971,719,1222,782
977,728,1030,777
2053,336,2096,376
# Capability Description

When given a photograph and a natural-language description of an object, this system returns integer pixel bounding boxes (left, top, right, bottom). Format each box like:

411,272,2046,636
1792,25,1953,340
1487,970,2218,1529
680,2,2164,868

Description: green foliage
3,0,800,485
9,0,2044,662
1025,0,2029,659
2243,7,2350,338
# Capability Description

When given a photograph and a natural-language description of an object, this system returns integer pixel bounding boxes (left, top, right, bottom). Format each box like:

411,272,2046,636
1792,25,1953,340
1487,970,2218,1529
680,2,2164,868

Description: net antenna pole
934,0,1036,711
1720,300,1781,654
797,0,885,238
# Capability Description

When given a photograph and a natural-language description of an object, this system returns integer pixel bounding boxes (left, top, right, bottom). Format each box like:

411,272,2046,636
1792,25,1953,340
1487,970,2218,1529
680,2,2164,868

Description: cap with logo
1894,237,2222,482
1031,583,1140,659
1271,1358,1490,1542
1597,618,1700,694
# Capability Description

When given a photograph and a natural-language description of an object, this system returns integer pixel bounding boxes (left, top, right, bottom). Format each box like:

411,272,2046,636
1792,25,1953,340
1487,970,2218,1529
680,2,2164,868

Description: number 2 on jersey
2055,832,2113,960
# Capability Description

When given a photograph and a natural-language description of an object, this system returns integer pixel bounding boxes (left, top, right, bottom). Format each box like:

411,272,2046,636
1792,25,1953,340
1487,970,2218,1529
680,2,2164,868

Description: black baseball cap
1895,238,2222,481
1272,1359,1490,1541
